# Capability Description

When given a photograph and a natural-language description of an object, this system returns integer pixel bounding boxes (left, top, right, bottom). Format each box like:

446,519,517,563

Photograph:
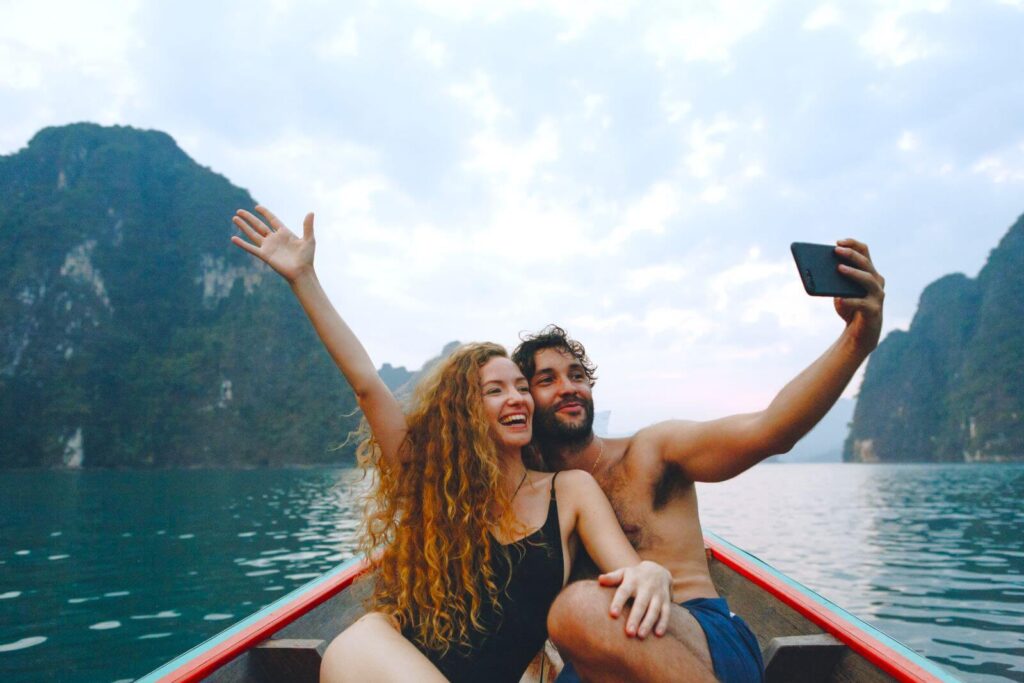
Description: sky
2,0,1023,433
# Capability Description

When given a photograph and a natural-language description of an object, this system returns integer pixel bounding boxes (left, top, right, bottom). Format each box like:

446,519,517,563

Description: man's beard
533,395,595,448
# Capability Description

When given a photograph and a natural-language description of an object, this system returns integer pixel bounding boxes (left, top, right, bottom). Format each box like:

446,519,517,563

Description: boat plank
249,639,324,683
275,578,371,642
710,557,823,645
764,633,846,682
202,583,368,682
830,649,899,683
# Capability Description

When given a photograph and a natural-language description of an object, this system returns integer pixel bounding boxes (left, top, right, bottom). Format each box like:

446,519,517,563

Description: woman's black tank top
406,472,564,682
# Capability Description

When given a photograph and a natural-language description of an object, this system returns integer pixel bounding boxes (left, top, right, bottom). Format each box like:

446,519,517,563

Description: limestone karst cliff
845,214,1024,462
0,123,364,467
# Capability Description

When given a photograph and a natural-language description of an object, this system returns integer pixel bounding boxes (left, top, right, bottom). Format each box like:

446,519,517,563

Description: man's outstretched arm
652,238,885,482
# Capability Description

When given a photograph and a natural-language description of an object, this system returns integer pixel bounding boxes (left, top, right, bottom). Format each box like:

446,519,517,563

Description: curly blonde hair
356,342,527,655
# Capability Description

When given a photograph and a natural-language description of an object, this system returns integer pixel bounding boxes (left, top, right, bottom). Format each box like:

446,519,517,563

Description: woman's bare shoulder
548,469,601,499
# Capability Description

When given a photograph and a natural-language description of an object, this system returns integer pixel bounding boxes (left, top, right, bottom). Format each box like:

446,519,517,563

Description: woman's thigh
320,612,448,683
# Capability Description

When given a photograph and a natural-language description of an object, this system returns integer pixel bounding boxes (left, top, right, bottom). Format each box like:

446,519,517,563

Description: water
0,464,1021,682
697,464,1024,682
0,468,367,682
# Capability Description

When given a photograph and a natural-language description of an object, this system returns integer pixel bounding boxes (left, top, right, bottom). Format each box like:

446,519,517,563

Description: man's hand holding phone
791,239,885,353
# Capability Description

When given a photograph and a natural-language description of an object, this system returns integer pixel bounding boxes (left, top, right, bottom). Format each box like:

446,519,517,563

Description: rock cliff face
845,215,1024,462
0,123,362,467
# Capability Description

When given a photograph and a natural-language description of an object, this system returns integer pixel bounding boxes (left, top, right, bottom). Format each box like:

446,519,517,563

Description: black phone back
790,242,867,298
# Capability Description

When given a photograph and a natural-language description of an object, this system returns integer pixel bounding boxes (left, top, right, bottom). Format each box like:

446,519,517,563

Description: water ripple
0,637,46,653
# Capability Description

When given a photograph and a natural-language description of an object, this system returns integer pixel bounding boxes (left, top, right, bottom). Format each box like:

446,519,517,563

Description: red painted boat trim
154,558,370,683
704,534,948,682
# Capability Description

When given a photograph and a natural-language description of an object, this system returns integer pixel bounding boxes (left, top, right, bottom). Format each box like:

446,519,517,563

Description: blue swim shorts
555,597,764,683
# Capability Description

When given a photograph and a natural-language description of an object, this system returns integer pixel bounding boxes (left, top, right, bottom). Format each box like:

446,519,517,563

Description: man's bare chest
596,453,689,551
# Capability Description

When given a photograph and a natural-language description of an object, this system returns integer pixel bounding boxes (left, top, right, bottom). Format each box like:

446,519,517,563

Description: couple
231,206,885,682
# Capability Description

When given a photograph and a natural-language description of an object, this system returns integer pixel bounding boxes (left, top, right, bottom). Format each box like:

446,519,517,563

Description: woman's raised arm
231,206,409,464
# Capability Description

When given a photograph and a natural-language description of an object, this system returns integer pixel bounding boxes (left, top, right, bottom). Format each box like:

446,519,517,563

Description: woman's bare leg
320,612,448,683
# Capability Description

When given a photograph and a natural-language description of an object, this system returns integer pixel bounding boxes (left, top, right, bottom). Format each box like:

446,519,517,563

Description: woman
231,206,672,682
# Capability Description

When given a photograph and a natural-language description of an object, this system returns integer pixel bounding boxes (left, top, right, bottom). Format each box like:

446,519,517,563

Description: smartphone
790,242,867,298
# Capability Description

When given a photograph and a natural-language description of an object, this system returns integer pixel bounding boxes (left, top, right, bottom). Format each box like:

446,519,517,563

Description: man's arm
653,239,885,482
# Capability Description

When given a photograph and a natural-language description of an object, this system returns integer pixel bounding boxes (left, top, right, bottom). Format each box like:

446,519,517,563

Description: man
511,239,885,682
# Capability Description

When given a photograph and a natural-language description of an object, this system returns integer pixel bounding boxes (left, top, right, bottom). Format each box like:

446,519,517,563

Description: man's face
528,347,595,444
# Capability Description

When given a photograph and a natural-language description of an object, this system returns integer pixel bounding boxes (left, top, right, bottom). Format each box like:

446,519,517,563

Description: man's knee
547,580,616,656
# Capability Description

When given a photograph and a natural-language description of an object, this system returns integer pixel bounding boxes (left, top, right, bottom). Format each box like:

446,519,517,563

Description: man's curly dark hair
511,324,597,387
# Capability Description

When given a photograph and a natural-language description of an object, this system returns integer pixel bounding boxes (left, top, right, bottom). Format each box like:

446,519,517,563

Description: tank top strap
550,471,560,500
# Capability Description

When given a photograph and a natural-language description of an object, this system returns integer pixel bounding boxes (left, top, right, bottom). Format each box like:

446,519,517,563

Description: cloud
409,0,510,23
897,131,919,151
0,43,43,90
411,0,628,40
623,264,686,292
5,0,1024,428
0,0,142,143
410,27,448,67
566,313,635,333
565,304,715,346
0,1,142,69
642,1,775,66
708,248,782,300
803,4,844,31
317,18,360,58
859,0,950,67
686,116,738,180
464,118,561,187
700,185,729,204
661,96,692,124
971,144,1024,184
448,70,508,128
642,306,715,342
600,182,681,252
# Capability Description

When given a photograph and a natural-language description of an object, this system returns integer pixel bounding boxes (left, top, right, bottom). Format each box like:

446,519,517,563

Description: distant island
845,214,1024,462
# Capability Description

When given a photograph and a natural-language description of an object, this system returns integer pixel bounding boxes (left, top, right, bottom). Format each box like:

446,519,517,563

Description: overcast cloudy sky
3,0,1023,432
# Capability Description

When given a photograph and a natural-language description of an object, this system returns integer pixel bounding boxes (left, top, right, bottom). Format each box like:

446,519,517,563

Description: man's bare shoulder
617,421,713,481
631,420,703,453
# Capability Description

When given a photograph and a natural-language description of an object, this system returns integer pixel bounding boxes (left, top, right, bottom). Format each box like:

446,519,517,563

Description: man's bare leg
547,580,717,683
320,612,447,683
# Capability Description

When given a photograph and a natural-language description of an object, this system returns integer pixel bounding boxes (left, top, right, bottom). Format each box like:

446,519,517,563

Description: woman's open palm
231,206,315,283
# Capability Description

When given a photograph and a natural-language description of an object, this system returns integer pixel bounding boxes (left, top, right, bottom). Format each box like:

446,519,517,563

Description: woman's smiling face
479,356,534,450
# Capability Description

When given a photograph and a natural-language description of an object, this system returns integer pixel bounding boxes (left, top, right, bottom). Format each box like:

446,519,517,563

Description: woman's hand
231,205,315,284
230,204,410,464
598,560,673,639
